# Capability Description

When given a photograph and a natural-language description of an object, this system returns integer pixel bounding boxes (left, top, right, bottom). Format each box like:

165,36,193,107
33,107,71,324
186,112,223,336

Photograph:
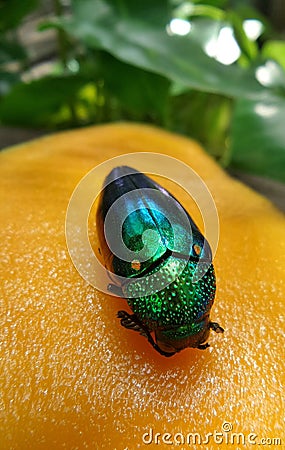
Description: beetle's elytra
96,166,224,357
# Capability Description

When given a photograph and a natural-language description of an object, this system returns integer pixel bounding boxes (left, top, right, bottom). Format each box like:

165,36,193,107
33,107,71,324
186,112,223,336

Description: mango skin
0,123,284,449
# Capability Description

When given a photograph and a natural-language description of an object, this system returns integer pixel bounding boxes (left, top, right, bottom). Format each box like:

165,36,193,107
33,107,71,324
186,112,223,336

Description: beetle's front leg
117,310,147,335
117,310,176,358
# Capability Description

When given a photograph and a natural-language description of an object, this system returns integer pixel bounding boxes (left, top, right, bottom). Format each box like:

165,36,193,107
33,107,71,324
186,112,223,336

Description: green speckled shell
123,257,216,334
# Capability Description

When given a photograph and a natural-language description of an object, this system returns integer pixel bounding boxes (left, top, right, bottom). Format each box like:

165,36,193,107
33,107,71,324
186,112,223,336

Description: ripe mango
1,124,284,449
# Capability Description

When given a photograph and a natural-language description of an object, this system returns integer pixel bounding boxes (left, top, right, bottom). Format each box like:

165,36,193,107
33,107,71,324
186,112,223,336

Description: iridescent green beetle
97,166,224,357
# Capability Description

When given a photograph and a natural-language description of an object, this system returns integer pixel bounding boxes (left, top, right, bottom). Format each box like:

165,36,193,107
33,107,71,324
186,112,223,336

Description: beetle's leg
197,322,224,350
117,310,176,358
209,322,224,333
107,283,124,297
149,341,177,358
197,342,210,350
117,310,146,334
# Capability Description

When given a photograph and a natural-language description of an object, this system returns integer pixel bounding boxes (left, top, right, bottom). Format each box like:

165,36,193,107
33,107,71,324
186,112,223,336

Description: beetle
96,166,224,357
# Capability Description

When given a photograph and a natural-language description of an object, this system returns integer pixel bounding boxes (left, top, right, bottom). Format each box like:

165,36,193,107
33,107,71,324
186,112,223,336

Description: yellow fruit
1,124,284,449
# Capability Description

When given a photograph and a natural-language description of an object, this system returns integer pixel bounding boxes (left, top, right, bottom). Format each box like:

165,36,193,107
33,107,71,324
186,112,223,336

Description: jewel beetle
96,166,224,357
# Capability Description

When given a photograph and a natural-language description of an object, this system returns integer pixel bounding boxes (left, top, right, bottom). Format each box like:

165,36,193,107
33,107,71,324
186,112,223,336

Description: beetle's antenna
209,322,224,333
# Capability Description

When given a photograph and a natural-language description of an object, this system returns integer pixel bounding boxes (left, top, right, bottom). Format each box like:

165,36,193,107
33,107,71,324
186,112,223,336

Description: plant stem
53,0,68,67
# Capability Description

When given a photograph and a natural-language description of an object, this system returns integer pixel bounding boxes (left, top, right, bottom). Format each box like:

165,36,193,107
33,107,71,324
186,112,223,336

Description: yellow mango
1,124,284,449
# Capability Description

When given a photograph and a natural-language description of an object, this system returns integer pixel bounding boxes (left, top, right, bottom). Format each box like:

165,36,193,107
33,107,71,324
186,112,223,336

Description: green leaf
0,36,27,65
228,11,258,62
262,41,285,72
169,90,232,159
190,0,228,7
0,75,89,127
51,0,267,99
230,97,285,183
182,4,226,21
0,0,38,32
99,53,170,120
0,71,20,96
255,60,285,95
185,17,223,49
71,0,171,27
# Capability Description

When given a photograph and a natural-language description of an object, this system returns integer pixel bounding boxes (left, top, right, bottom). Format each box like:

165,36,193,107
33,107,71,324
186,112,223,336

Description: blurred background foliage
1,0,285,184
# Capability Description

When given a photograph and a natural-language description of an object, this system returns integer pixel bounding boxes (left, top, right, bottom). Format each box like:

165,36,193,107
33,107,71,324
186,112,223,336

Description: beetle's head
155,315,211,354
